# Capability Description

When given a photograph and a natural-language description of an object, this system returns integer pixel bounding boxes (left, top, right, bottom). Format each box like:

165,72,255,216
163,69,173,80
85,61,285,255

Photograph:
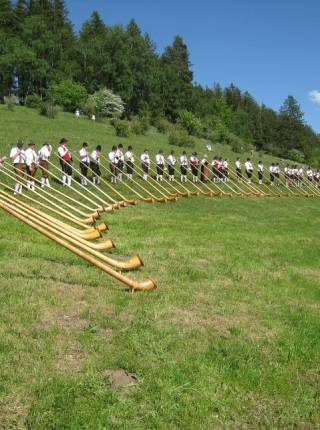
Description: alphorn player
125,146,134,180
38,142,52,187
200,155,210,182
140,149,150,181
155,149,165,181
235,158,242,182
57,138,73,187
79,142,90,186
257,161,264,184
222,158,229,182
167,150,176,181
108,145,118,183
245,158,253,184
116,144,124,181
10,139,26,195
190,152,199,182
25,141,38,191
90,145,102,185
180,151,188,182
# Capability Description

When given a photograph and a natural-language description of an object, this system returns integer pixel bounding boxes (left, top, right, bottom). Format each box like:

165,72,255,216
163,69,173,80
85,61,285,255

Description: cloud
309,90,320,105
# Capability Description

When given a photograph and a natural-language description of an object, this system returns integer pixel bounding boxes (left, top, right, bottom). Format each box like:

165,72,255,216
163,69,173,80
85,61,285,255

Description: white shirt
223,160,228,168
269,166,275,173
10,147,25,164
245,161,253,171
201,158,208,165
38,145,52,161
116,148,124,162
190,156,198,165
298,168,304,176
25,147,38,166
140,153,150,165
167,154,176,166
307,169,313,177
156,154,165,164
79,148,90,163
257,163,264,172
91,150,100,164
235,160,241,169
180,155,188,166
125,151,134,162
274,166,280,174
108,151,117,163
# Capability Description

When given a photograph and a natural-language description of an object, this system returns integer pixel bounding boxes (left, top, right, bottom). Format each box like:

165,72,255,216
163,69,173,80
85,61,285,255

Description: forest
1,0,319,165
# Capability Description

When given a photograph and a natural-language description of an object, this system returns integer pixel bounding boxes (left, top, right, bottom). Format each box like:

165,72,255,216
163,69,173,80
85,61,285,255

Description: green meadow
0,106,319,429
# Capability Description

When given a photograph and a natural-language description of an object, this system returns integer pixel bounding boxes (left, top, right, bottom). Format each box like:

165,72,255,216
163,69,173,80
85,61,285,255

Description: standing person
298,166,304,188
200,155,210,182
180,151,188,182
155,150,165,181
10,140,26,195
38,142,52,187
269,163,275,185
212,156,219,182
58,138,73,187
235,158,242,182
140,149,150,181
79,142,90,186
190,152,199,182
25,141,38,191
257,161,264,184
116,144,124,181
315,170,320,188
125,146,135,180
108,146,118,183
245,158,253,184
274,163,280,186
222,158,229,182
167,150,176,181
90,145,102,185
284,164,290,187
306,166,314,183
75,109,80,119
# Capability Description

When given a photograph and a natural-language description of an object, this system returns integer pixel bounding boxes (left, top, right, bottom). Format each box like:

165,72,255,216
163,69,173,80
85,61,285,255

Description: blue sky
66,0,320,132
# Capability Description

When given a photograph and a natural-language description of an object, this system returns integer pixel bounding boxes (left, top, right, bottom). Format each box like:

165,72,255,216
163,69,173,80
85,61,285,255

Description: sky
66,0,320,132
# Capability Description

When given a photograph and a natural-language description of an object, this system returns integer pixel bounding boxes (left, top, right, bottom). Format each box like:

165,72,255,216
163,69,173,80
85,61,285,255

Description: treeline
1,0,319,164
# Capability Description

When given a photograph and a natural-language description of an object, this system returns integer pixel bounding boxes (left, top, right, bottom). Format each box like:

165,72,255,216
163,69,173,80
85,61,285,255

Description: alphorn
2,162,100,219
0,201,156,291
0,198,143,271
0,167,96,224
0,190,113,248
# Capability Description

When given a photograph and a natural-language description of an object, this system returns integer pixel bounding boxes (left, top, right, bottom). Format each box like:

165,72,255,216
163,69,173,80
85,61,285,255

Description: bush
49,80,88,112
168,128,195,148
89,88,125,118
286,148,306,163
155,118,172,134
82,98,96,119
112,119,130,137
25,94,42,109
39,103,60,119
178,110,202,136
131,116,150,135
4,96,15,111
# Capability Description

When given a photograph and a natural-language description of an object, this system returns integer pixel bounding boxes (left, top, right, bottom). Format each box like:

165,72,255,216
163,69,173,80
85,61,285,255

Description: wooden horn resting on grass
0,181,105,236
0,197,143,272
0,190,114,250
1,163,100,223
0,201,156,291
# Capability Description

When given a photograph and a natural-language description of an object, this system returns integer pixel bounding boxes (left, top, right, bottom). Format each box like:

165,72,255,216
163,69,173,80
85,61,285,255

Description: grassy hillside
0,107,319,429
0,105,288,166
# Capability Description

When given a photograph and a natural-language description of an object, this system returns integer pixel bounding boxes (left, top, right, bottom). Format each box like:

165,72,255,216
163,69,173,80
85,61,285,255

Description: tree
49,79,88,111
89,88,125,118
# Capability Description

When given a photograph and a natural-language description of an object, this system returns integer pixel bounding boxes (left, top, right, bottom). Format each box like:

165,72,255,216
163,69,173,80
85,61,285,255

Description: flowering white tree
89,88,125,118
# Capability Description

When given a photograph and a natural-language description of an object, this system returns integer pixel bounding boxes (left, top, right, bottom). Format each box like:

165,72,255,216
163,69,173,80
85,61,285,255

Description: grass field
0,107,319,429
